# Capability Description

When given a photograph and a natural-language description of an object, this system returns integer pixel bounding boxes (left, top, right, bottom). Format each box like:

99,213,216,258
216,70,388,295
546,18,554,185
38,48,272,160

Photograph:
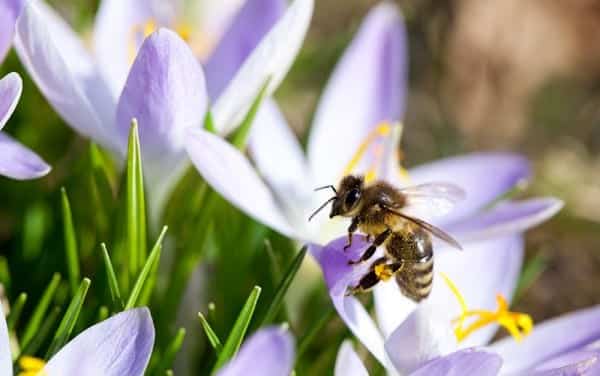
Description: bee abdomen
395,255,433,302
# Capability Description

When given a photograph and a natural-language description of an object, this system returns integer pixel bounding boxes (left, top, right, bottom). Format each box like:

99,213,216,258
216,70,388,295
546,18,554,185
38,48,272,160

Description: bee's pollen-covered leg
348,228,391,264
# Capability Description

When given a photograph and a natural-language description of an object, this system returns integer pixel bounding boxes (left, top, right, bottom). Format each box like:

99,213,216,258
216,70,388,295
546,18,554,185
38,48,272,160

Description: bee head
330,175,364,218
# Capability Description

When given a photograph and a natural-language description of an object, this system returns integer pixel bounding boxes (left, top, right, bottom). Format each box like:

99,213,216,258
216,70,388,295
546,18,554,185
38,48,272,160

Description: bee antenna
314,185,337,194
308,197,337,222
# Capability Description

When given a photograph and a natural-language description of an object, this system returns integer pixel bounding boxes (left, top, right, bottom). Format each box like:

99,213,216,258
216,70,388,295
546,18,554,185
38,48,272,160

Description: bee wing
386,208,463,250
398,182,466,219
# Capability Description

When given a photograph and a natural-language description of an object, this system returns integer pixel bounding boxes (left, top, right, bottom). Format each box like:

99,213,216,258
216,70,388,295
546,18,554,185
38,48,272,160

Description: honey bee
309,175,464,301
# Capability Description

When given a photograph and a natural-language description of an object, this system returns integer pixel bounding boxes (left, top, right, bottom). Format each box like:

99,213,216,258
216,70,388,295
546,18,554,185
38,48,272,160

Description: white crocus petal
185,128,296,238
44,308,154,376
335,341,370,376
249,99,315,229
93,0,158,96
212,0,313,135
373,279,416,338
14,0,117,152
193,0,244,42
0,72,22,130
0,304,12,375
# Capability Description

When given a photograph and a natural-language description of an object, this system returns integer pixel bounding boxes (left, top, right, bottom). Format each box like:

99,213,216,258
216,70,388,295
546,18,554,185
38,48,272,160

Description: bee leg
344,217,360,250
346,257,388,295
348,229,391,265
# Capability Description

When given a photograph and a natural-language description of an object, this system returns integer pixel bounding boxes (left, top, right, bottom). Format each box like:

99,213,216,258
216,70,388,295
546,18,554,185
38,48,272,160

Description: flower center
342,122,409,183
441,273,533,343
18,356,46,376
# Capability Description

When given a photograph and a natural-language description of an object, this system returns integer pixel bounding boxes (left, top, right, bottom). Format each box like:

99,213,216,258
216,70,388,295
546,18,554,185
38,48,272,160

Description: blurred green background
2,0,600,374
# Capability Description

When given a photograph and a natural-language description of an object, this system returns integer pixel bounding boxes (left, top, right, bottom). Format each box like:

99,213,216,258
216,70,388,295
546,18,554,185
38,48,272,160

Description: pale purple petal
409,153,531,225
0,133,50,180
447,198,563,242
528,349,600,375
116,28,207,210
308,2,407,185
0,304,12,375
44,308,154,376
217,327,294,376
205,0,285,99
309,237,391,369
334,341,369,376
0,0,22,62
212,0,313,135
14,0,117,151
185,128,296,238
0,72,22,130
409,348,502,376
491,305,600,375
93,0,163,96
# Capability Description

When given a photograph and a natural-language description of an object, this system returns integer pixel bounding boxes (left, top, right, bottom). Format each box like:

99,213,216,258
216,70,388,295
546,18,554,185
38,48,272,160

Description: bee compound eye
345,188,361,208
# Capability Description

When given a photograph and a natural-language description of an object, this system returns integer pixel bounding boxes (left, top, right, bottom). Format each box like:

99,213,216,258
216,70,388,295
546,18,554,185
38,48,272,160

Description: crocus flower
0,306,155,376
217,327,294,376
12,0,313,211
185,1,561,246
0,72,50,180
311,231,600,376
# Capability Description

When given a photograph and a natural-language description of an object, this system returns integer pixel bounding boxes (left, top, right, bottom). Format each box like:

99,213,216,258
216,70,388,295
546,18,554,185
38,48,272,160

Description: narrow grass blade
125,226,167,309
260,246,307,327
97,306,109,323
203,110,216,133
514,253,548,304
211,286,261,373
101,243,123,310
89,143,115,196
45,278,91,359
126,120,147,281
155,328,186,375
229,77,271,149
198,311,222,353
21,273,61,349
61,187,80,295
17,306,61,360
296,306,336,362
7,293,27,331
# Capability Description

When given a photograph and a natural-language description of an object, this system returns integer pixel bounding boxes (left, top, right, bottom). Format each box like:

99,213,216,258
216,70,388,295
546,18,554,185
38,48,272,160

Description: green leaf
125,226,168,309
155,328,186,375
211,286,261,373
89,143,115,196
229,77,271,149
46,278,91,359
296,306,336,362
97,306,109,323
514,253,549,304
203,110,216,133
101,243,123,310
126,119,147,281
7,293,27,331
21,273,61,349
61,187,80,295
260,246,307,326
17,306,61,360
198,311,222,353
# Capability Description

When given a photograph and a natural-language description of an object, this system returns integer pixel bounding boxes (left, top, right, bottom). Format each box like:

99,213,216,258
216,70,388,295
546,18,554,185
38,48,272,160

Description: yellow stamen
174,22,193,42
18,356,46,376
440,273,533,343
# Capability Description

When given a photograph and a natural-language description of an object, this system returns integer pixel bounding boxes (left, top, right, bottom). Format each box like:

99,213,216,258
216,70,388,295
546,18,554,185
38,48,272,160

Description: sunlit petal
408,348,502,376
0,72,21,130
0,0,22,62
334,341,369,376
0,133,50,180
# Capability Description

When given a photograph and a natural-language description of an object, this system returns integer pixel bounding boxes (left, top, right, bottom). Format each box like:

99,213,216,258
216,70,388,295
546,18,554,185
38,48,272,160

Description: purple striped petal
212,0,313,135
409,153,531,225
334,341,369,376
185,128,296,238
0,133,50,180
309,237,391,369
447,198,563,242
116,28,207,210
0,72,21,130
307,2,407,185
44,308,155,376
14,0,117,152
205,0,285,99
217,327,294,376
93,0,164,96
491,305,600,375
529,349,600,375
0,0,22,62
409,348,502,376
0,304,12,375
